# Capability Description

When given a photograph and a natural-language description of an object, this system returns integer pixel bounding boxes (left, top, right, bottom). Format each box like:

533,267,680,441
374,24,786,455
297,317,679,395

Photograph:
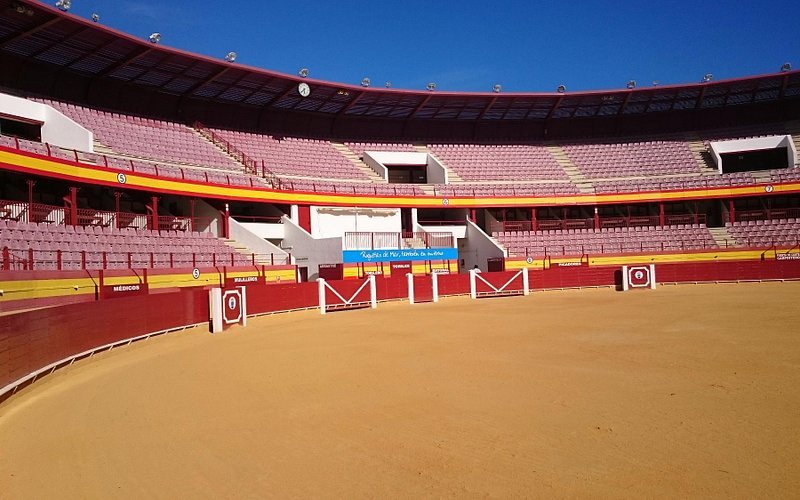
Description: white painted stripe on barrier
407,273,415,305
471,268,529,297
319,276,376,313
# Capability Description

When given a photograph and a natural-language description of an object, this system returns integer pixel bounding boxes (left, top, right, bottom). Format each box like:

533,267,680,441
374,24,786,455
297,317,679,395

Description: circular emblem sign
117,172,127,184
192,268,200,279
765,185,774,193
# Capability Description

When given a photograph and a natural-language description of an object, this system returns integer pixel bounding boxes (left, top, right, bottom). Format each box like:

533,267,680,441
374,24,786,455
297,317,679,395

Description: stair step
331,142,385,181
545,145,594,194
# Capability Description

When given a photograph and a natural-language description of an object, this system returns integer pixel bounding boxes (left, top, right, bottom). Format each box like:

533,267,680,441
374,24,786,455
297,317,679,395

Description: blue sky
64,0,799,92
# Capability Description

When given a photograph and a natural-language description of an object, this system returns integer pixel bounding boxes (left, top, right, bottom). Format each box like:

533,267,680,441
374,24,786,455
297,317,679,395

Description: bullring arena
1,0,800,498
2,283,800,498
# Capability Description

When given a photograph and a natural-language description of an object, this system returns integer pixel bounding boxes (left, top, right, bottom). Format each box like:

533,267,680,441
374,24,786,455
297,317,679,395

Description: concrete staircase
220,237,288,266
414,144,464,182
546,145,594,193
687,138,718,173
331,142,385,181
708,226,737,250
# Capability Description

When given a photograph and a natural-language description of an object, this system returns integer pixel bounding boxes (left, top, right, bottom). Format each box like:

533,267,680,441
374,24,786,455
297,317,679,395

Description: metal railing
1,198,214,233
0,247,291,272
343,231,455,250
192,122,282,188
489,214,708,233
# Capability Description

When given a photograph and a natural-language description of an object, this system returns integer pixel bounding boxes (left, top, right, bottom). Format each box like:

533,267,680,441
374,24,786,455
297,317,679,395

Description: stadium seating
211,130,370,180
0,220,256,270
279,179,425,196
2,134,265,188
345,142,417,157
494,224,718,256
433,182,579,197
427,144,568,181
34,99,243,171
591,172,756,193
726,218,800,248
562,140,700,178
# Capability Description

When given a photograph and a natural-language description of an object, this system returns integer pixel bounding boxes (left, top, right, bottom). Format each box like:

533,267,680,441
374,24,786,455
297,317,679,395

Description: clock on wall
298,82,310,97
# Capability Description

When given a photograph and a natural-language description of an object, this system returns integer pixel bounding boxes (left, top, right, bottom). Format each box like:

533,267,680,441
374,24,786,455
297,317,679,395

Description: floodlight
652,80,660,86
702,73,713,83
781,62,792,72
91,13,100,22
361,77,371,87
427,82,436,91
493,84,502,93
225,51,237,63
55,0,70,11
298,68,309,78
556,85,566,93
384,81,392,88
149,33,161,44
626,80,636,89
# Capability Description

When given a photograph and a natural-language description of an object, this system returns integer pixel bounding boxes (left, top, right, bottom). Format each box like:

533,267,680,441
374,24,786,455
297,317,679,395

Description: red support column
189,199,196,233
26,179,35,224
114,191,122,229
2,247,9,270
146,196,159,231
593,207,600,230
659,203,665,227
729,200,736,225
65,186,78,227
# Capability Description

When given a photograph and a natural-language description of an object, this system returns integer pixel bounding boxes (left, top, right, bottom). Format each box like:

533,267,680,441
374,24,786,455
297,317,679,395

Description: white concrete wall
0,93,93,151
282,216,342,281
239,222,285,240
362,154,388,179
461,219,506,272
426,154,448,184
311,206,401,239
366,151,428,165
709,135,796,174
228,218,289,261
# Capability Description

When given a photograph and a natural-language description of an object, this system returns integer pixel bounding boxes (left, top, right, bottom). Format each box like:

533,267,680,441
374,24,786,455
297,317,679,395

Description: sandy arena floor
1,282,799,499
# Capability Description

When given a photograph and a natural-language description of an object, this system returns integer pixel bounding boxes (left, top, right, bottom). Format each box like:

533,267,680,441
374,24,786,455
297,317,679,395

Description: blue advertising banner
343,247,458,263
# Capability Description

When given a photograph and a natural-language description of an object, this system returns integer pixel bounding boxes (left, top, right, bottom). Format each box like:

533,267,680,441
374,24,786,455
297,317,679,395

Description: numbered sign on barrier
622,265,656,291
209,286,248,333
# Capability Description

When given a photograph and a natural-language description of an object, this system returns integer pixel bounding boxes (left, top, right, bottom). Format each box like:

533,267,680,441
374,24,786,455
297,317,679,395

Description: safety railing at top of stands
733,208,800,222
230,215,285,224
0,134,267,190
489,214,708,234
192,122,282,189
0,247,291,272
274,179,422,197
343,231,454,250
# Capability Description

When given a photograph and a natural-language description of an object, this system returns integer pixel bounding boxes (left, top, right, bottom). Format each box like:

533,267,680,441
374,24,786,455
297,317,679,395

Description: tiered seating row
0,220,255,270
494,225,718,257
35,99,243,171
433,183,579,197
563,140,700,178
345,142,417,157
212,130,370,180
279,179,425,196
727,218,800,248
428,144,568,181
1,135,266,188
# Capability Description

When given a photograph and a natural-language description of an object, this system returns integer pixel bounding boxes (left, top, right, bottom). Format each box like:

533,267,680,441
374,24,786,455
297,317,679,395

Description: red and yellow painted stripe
2,146,799,208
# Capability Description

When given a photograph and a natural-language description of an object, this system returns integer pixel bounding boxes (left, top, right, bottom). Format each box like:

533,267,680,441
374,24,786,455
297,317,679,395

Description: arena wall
4,258,800,400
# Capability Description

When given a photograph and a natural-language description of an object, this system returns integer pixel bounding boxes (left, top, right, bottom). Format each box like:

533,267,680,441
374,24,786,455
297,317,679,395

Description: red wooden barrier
0,288,208,394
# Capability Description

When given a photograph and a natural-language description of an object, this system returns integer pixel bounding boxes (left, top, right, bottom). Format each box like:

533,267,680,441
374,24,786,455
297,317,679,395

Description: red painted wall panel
413,275,434,302
0,288,208,391
437,274,471,296
375,276,408,302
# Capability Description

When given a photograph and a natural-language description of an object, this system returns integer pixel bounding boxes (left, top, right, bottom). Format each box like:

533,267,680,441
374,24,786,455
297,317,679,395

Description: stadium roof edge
1,0,799,140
